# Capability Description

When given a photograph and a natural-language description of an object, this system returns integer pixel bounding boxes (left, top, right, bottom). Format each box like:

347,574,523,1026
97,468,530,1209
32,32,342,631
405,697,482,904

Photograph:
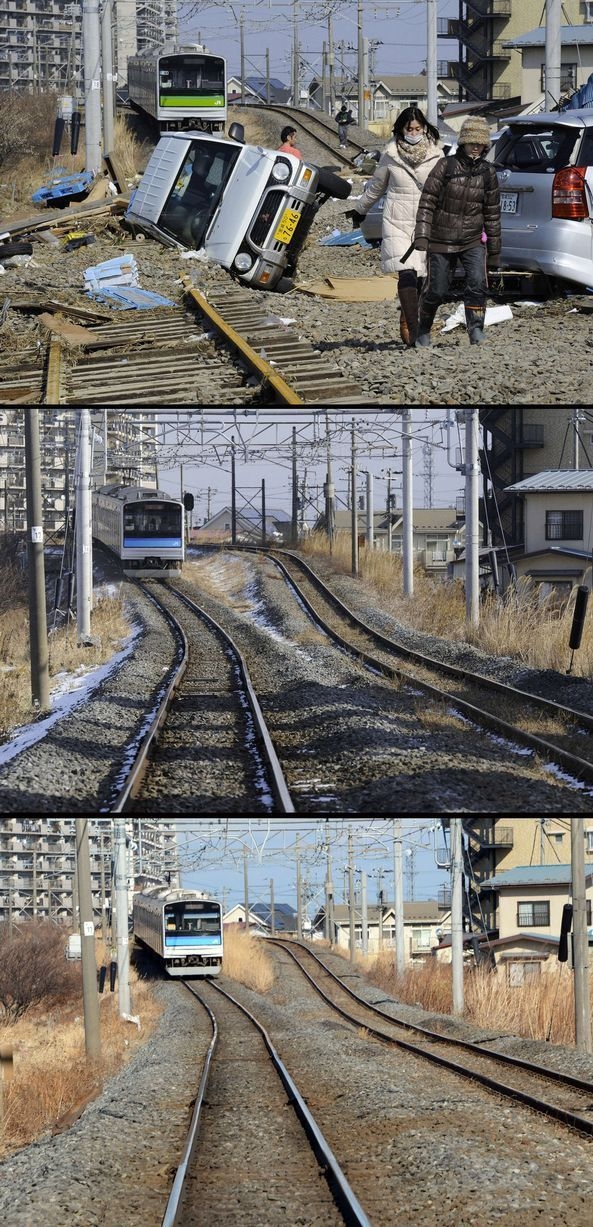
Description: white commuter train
92,484,185,577
133,887,224,977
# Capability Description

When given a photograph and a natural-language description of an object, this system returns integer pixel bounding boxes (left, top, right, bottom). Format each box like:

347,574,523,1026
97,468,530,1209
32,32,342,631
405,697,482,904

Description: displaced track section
115,581,295,813
271,940,593,1139
166,978,370,1227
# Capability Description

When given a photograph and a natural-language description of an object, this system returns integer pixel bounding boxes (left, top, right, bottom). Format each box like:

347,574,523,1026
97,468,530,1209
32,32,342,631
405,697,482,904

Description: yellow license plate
274,207,301,244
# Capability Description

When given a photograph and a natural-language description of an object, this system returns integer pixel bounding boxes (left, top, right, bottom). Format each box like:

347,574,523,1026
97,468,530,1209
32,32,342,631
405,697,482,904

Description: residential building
478,862,593,950
437,0,585,104
316,507,465,573
502,24,593,106
307,74,456,126
479,409,593,550
227,76,291,105
223,903,269,935
0,410,158,535
503,470,593,597
317,899,451,962
0,818,179,928
194,505,292,544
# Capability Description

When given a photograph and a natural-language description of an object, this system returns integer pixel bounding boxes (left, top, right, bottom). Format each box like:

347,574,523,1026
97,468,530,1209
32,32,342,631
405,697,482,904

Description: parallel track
234,101,382,165
272,940,593,1139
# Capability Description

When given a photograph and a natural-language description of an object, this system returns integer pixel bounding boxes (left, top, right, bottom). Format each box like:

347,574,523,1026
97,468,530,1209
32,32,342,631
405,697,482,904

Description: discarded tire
0,242,33,258
316,166,352,199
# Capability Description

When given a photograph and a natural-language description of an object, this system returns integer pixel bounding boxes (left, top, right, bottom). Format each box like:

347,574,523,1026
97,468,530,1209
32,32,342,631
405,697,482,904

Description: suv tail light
552,166,589,219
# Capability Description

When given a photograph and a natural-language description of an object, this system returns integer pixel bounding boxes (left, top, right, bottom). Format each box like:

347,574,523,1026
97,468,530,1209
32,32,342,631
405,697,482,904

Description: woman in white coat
346,106,442,347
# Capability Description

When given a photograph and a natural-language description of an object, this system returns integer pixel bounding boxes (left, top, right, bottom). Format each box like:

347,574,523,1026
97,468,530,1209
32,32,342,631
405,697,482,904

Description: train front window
159,56,225,98
123,503,182,540
165,905,220,935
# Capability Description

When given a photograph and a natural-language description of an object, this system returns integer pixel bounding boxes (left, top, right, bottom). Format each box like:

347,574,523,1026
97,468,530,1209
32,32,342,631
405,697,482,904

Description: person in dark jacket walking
413,115,501,345
335,102,353,148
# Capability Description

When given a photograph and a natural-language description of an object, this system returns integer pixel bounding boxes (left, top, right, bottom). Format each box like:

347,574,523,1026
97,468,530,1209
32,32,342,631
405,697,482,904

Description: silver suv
495,110,593,291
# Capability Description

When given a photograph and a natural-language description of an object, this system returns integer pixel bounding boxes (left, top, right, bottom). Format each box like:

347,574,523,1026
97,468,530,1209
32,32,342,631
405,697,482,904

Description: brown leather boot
398,285,419,348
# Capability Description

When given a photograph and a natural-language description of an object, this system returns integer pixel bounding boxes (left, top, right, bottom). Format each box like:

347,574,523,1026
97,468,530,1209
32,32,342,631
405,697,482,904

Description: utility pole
75,820,101,1059
296,832,303,939
426,0,438,127
361,871,368,956
545,0,562,111
393,819,405,975
465,407,480,628
386,470,393,553
377,867,384,950
451,817,464,1016
351,422,358,576
325,413,335,553
270,878,275,936
100,0,115,156
231,437,237,546
292,0,300,107
24,408,50,712
240,12,245,104
81,0,102,173
291,426,298,545
402,409,413,597
366,471,374,549
113,819,130,1018
571,818,592,1052
261,478,266,547
357,0,364,125
325,837,334,943
328,10,335,113
243,844,250,932
348,828,356,962
76,409,93,644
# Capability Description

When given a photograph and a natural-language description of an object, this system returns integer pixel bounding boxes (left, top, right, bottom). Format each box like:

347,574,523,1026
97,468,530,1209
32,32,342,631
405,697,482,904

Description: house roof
328,508,460,533
503,25,593,49
330,900,446,922
480,863,583,889
506,470,593,493
251,902,297,932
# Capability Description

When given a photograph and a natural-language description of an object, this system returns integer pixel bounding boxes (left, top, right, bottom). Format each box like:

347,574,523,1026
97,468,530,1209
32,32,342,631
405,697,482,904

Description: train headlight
234,252,253,272
272,159,291,182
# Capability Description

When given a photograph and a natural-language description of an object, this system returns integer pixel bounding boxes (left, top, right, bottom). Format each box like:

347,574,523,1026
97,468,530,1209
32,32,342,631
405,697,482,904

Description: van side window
577,132,593,166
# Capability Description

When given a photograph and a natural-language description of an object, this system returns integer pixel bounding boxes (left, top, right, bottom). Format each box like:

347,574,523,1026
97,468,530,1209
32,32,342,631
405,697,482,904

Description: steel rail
162,584,295,813
161,992,218,1227
242,546,593,785
271,940,593,1138
109,585,189,812
234,102,377,164
181,278,304,405
191,978,372,1227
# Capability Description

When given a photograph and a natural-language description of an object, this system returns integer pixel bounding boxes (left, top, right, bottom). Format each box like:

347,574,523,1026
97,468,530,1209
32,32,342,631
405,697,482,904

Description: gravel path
2,106,592,404
2,951,593,1227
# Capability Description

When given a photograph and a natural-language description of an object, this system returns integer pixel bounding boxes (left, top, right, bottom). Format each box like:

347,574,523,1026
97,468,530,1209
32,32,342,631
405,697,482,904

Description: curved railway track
164,977,370,1227
233,102,382,166
271,940,593,1139
113,580,294,813
246,546,593,787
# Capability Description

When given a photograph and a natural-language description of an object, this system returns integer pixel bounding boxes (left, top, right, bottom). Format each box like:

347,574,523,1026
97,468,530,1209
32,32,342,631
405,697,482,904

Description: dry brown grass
222,925,275,992
299,531,593,677
0,576,131,738
0,938,163,1161
363,951,582,1045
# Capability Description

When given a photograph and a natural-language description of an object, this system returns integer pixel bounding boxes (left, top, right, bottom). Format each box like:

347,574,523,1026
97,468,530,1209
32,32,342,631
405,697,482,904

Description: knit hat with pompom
459,116,491,150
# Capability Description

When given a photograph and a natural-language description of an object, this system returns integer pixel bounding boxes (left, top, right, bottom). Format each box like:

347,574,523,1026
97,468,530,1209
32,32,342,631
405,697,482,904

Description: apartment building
437,0,586,104
0,818,179,928
0,410,158,534
479,409,593,549
0,0,178,93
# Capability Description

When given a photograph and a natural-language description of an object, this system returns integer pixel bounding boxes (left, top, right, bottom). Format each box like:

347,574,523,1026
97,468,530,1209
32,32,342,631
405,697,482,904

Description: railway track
113,581,295,813
249,546,593,788
166,978,370,1227
271,940,593,1140
234,102,382,166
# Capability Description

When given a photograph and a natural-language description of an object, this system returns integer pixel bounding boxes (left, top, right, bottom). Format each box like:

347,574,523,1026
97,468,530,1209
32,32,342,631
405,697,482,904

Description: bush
0,922,81,1022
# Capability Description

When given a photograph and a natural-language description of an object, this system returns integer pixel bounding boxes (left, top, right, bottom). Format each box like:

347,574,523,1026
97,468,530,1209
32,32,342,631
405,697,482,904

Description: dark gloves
413,237,429,251
345,209,365,228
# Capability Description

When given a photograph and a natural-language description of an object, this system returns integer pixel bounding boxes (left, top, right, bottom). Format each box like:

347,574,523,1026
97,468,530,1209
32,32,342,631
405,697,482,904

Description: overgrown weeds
222,925,275,992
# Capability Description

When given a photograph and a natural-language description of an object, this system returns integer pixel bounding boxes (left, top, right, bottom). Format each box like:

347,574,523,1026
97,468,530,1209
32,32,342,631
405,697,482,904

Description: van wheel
315,166,352,199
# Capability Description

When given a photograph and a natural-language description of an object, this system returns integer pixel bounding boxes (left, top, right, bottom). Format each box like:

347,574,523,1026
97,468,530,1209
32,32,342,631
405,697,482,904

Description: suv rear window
495,126,580,172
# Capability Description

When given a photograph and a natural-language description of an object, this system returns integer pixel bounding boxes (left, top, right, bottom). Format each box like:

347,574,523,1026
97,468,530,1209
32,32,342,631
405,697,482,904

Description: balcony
476,825,514,849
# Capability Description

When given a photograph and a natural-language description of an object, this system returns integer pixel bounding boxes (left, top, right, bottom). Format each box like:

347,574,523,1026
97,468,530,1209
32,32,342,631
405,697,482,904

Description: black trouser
420,246,487,322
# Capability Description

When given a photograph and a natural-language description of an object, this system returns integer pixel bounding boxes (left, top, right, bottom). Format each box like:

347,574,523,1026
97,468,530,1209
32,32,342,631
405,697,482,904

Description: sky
153,408,468,524
178,0,460,89
177,817,452,914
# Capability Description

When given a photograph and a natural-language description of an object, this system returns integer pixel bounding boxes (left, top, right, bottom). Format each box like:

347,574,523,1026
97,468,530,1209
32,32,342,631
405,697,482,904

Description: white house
477,863,593,980
504,470,593,599
318,899,451,962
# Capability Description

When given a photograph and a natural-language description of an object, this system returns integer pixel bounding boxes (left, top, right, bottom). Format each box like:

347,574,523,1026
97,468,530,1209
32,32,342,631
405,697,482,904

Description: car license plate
500,193,518,214
274,207,301,243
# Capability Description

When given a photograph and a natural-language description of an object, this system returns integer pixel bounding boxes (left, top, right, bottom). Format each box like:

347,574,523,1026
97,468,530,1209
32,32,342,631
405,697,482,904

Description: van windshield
494,126,580,172
159,139,241,248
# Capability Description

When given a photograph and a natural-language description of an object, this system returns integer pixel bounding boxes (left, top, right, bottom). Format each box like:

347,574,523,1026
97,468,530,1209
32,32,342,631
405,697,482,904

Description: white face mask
404,132,424,145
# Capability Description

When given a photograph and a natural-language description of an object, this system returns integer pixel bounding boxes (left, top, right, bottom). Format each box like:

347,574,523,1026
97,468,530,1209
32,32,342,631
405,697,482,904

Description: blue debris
84,254,139,293
318,228,373,248
32,171,94,205
86,286,176,310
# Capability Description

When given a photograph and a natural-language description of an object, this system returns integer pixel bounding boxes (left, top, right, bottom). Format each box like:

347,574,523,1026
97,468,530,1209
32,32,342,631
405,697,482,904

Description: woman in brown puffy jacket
413,114,501,346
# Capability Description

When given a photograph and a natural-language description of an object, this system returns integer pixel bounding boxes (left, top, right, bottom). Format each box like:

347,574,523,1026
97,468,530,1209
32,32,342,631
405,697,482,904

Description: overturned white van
125,123,351,291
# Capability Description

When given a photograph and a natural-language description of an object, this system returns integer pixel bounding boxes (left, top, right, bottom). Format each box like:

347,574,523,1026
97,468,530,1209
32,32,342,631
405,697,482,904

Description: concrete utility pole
24,408,50,712
571,819,592,1052
361,871,368,956
325,838,334,943
291,426,298,545
82,0,103,173
357,0,364,125
76,409,93,644
243,844,250,933
231,437,237,546
465,407,480,628
393,819,405,975
240,13,245,104
545,0,562,111
426,0,438,127
351,423,359,576
100,0,115,156
75,820,101,1059
261,478,266,547
386,470,393,553
113,819,130,1018
450,817,464,1016
366,471,374,549
296,833,303,939
270,878,275,936
402,409,414,597
348,829,356,962
292,0,300,106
